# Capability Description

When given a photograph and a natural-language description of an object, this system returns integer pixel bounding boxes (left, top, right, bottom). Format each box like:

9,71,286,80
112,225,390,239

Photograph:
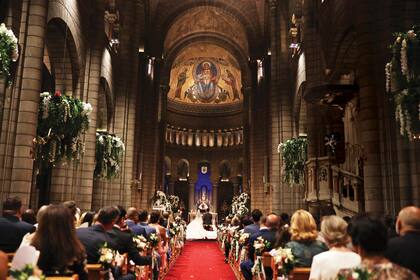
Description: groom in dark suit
202,209,213,231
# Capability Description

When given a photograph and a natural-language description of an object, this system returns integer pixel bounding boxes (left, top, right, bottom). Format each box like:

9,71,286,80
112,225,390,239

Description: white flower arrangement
230,192,250,217
98,242,116,268
239,232,250,245
0,23,19,81
271,247,295,276
133,235,149,252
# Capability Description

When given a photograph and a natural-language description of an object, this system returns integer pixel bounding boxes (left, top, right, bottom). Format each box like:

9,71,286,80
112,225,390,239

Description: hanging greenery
385,26,420,140
94,131,125,179
0,23,19,82
278,137,307,185
33,91,92,168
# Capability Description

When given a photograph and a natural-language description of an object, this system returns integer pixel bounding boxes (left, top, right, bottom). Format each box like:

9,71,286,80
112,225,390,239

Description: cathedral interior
0,0,419,218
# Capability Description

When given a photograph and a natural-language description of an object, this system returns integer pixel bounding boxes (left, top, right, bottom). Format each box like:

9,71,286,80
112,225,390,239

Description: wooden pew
46,275,79,280
290,267,311,280
86,264,104,280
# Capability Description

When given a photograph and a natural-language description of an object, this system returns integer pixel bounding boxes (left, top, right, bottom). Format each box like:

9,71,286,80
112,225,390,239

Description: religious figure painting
184,60,229,103
167,43,243,105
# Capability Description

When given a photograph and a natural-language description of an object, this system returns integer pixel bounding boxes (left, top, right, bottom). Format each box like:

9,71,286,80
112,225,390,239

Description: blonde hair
290,210,318,241
321,215,349,247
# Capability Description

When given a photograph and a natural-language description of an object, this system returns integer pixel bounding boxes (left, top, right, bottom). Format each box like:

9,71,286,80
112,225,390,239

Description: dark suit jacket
0,215,35,252
107,226,152,266
126,220,147,237
244,223,260,235
248,228,277,260
202,213,212,225
386,232,420,277
76,224,119,263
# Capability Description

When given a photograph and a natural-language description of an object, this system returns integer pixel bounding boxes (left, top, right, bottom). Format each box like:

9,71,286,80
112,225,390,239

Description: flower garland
278,137,307,184
133,235,149,252
98,242,116,269
94,131,125,179
33,91,91,167
0,23,19,82
385,26,420,140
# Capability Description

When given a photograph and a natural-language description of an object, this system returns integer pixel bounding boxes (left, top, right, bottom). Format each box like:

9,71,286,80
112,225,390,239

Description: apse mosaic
168,44,243,105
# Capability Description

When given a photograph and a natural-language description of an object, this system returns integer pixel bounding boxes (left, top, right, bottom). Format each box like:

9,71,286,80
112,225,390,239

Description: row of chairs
218,231,311,280
6,240,184,280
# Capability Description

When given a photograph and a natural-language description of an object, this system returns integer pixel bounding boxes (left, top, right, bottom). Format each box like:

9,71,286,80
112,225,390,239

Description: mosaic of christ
168,47,242,105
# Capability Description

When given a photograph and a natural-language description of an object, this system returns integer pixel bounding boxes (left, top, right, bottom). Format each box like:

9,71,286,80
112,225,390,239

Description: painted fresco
168,44,242,105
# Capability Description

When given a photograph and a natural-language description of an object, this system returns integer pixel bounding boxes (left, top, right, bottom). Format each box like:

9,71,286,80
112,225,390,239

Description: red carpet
165,241,236,280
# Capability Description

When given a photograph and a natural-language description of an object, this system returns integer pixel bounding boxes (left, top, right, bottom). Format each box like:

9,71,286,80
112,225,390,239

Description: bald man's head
265,213,280,230
127,207,139,222
396,206,420,235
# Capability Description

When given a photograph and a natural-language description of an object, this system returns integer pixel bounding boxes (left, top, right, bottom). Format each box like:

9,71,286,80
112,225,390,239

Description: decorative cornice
167,100,243,116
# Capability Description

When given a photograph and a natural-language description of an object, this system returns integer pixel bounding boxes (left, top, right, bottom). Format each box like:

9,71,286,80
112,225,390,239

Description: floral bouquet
169,222,181,237
168,195,180,212
0,23,19,81
9,264,45,280
148,233,159,248
337,267,372,280
272,247,295,276
133,235,149,252
239,232,250,245
98,242,116,269
253,236,271,256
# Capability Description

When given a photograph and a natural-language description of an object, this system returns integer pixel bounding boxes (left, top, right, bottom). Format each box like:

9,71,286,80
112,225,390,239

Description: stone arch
151,0,261,55
219,160,231,181
177,159,189,180
44,18,80,94
164,156,172,176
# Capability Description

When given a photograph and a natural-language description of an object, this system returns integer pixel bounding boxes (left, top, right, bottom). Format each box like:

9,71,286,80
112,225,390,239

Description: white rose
352,272,359,279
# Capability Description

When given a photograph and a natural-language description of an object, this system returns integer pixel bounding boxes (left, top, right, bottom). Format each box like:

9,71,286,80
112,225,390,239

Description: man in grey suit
243,209,262,235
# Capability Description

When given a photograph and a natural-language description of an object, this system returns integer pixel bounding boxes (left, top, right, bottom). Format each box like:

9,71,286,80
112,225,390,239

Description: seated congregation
218,207,420,280
0,197,186,280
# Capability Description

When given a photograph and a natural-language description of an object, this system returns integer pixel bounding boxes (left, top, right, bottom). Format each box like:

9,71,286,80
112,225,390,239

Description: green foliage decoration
385,26,420,140
278,137,307,185
33,91,92,168
94,131,125,179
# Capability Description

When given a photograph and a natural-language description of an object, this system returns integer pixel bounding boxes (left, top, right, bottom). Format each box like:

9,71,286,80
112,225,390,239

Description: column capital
159,84,170,95
268,0,278,13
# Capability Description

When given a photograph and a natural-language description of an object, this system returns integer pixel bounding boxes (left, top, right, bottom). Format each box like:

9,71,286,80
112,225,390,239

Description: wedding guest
241,214,279,280
244,209,262,235
285,210,327,267
0,251,7,280
0,196,35,252
386,206,420,276
149,211,167,267
22,209,37,225
107,206,152,267
31,204,87,279
280,212,290,227
337,213,418,279
309,215,360,280
76,206,120,263
63,200,79,222
125,208,146,236
138,210,157,236
77,211,95,228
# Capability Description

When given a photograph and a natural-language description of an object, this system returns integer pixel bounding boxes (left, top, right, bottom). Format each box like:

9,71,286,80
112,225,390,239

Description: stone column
8,0,48,206
268,0,294,214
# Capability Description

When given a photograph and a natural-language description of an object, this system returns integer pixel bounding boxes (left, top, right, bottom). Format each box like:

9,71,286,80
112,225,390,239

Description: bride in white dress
186,195,217,240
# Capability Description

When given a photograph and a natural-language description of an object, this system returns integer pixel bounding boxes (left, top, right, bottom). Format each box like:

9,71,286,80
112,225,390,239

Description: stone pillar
268,0,294,214
8,0,48,206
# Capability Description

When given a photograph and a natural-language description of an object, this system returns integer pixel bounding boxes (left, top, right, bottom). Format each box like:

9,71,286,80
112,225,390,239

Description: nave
165,241,236,280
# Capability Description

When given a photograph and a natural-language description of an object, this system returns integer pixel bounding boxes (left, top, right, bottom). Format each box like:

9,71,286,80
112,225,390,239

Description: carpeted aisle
165,241,237,280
